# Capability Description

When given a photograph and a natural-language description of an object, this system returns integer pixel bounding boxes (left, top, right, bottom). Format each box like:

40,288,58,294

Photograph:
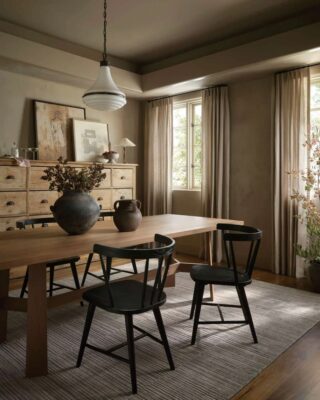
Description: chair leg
125,314,137,395
76,303,96,367
153,307,175,370
81,253,93,287
191,282,205,345
70,262,81,290
189,283,198,320
237,286,258,344
49,266,54,297
70,261,83,307
20,268,29,298
131,258,138,274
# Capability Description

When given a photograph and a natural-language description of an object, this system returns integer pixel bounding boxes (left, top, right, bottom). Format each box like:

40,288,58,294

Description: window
308,79,320,199
311,79,320,135
172,99,202,189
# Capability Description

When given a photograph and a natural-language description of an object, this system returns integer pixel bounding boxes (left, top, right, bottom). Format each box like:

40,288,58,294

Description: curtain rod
275,62,320,75
147,84,227,103
147,62,320,103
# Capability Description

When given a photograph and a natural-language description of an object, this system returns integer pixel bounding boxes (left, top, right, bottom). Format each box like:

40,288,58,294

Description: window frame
311,78,320,119
172,98,202,191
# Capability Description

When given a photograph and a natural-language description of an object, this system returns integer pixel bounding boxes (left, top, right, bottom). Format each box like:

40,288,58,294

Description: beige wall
0,69,144,198
229,76,273,270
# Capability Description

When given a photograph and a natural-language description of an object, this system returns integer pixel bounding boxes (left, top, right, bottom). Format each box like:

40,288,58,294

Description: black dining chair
77,234,176,395
189,224,262,345
81,210,138,287
16,217,81,298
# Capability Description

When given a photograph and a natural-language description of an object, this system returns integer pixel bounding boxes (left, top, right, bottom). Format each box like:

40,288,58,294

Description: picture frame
73,119,109,161
34,100,86,161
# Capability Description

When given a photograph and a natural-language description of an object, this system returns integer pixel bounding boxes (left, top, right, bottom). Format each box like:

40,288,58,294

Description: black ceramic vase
113,199,142,232
50,191,100,235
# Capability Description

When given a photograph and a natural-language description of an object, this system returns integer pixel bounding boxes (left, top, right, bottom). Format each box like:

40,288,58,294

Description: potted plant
291,128,320,292
42,157,106,235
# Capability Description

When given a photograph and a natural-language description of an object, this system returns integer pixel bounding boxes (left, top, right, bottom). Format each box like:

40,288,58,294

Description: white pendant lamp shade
82,0,126,112
83,64,126,111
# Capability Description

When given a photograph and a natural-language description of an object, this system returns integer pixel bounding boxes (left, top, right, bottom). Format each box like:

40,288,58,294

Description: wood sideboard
0,159,137,232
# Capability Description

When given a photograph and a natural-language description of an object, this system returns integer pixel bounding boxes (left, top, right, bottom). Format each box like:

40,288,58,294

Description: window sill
172,189,201,192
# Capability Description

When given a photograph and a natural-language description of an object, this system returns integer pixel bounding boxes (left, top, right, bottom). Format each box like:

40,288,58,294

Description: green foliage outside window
172,100,202,189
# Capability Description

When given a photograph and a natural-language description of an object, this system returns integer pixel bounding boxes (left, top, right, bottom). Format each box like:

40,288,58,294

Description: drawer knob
41,199,48,204
6,201,15,206
6,175,15,180
120,195,125,200
6,227,14,231
97,197,103,201
120,176,126,180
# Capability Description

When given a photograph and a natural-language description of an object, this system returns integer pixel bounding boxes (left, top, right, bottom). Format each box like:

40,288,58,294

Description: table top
0,214,243,270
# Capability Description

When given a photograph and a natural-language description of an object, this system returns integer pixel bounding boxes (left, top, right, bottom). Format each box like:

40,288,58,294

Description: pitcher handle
136,199,142,209
114,200,120,210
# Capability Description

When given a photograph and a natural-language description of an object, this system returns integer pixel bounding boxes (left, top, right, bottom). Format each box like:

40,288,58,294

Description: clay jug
113,199,142,232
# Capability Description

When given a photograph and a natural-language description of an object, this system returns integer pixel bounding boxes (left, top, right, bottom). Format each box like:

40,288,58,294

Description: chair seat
46,256,80,267
83,280,167,314
190,264,251,286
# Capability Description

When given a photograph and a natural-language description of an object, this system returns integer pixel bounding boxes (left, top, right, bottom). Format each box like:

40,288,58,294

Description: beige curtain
144,98,173,216
273,67,310,277
201,86,230,262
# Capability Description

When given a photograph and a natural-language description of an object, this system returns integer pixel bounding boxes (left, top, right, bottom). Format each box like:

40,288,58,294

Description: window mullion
186,103,189,190
188,102,193,190
191,103,195,189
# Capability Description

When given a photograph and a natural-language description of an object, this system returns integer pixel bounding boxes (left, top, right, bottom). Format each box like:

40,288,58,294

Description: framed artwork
34,100,86,161
73,119,108,161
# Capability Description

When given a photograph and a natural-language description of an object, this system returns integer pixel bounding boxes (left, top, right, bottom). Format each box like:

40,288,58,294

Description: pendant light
83,0,126,111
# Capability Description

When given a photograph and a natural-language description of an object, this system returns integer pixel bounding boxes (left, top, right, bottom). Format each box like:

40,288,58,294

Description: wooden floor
8,254,320,400
232,270,320,400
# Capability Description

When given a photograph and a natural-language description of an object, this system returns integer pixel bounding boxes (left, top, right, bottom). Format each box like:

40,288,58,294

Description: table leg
165,274,176,287
207,232,214,301
0,270,9,343
26,263,48,377
165,254,180,288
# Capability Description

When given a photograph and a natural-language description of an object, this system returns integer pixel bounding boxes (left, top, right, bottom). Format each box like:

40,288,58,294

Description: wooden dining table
0,214,242,378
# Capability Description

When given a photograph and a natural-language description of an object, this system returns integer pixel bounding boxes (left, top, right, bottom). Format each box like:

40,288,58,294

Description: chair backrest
217,223,262,283
99,211,114,220
93,234,175,308
16,217,56,230
17,210,112,228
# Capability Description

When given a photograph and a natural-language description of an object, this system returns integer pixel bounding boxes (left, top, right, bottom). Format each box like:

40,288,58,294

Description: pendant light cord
102,0,108,65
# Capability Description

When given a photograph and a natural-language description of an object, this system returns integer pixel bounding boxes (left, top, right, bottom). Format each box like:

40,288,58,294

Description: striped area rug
1,272,320,400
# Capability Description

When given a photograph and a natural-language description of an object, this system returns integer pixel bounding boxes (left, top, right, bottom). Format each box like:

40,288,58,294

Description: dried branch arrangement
42,157,106,193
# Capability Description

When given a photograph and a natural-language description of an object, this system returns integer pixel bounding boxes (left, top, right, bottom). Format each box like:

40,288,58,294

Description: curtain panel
143,98,173,216
201,86,230,262
273,67,310,277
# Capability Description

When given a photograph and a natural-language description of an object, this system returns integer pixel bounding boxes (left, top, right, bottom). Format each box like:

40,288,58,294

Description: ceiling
0,0,319,69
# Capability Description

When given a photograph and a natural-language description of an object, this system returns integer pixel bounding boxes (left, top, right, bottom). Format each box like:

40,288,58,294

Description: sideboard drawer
0,216,25,231
92,189,112,210
100,168,111,188
112,189,133,205
29,167,50,190
0,166,26,190
112,169,133,187
29,191,58,215
0,192,27,216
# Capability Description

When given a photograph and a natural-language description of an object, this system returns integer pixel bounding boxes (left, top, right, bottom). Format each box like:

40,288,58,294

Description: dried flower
42,157,106,193
290,126,320,262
